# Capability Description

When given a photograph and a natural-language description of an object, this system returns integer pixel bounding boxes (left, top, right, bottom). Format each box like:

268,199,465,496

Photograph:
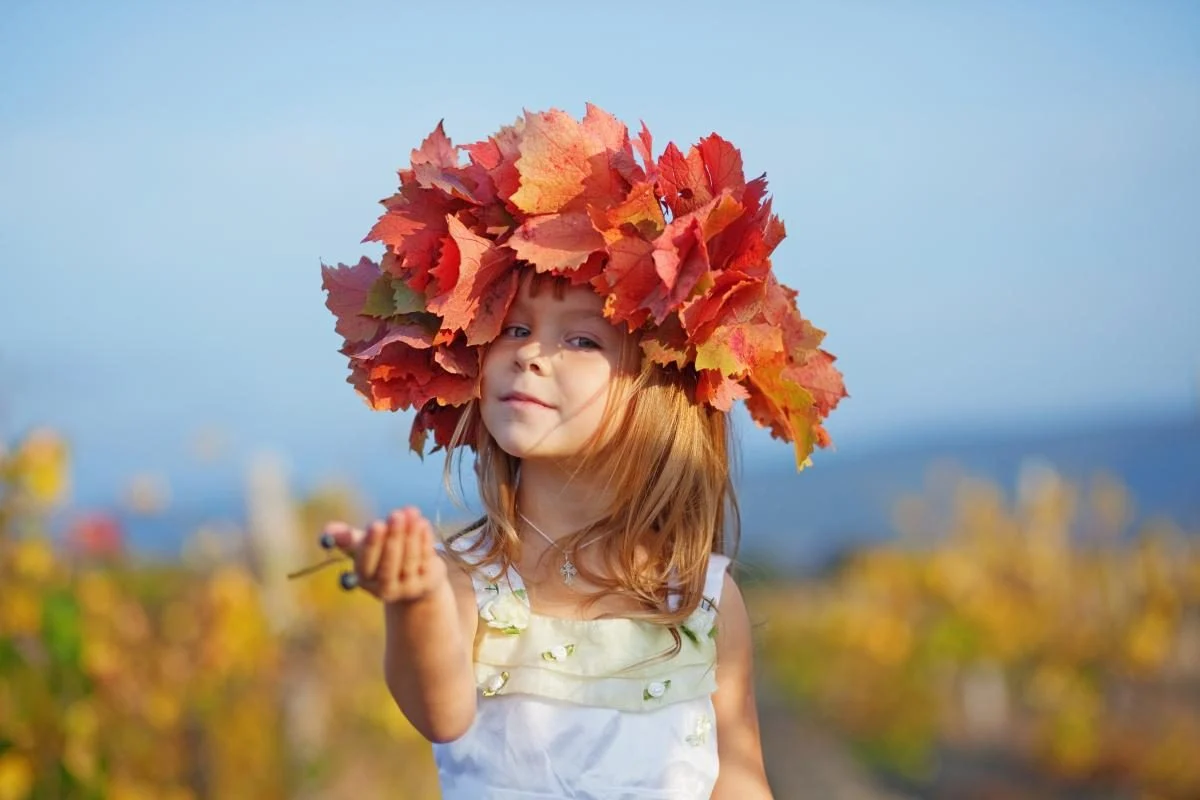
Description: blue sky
1,1,1198,508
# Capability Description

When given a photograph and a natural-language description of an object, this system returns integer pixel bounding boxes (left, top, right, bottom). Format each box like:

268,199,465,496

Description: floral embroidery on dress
541,644,576,661
481,671,510,697
480,587,529,634
680,597,717,644
685,715,713,746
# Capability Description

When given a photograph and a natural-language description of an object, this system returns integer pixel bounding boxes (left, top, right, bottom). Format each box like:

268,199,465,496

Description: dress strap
703,554,731,606
667,553,731,613
438,528,522,613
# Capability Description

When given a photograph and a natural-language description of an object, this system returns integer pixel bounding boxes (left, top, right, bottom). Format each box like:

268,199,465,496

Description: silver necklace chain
518,512,603,586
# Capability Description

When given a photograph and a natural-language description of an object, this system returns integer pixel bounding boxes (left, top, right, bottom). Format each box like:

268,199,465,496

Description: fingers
399,510,427,582
376,511,406,588
322,508,443,603
355,519,388,584
321,521,365,554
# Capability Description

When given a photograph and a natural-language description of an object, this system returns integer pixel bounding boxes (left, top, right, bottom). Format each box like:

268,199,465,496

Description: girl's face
480,278,635,463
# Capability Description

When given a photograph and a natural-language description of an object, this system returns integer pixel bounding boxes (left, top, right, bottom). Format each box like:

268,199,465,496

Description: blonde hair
442,274,740,631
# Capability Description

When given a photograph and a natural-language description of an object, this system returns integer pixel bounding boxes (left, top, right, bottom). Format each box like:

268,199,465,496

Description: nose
514,339,547,374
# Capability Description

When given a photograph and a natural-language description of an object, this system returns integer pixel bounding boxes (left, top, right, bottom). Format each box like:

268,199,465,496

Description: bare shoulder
437,547,480,639
716,573,753,660
712,572,773,797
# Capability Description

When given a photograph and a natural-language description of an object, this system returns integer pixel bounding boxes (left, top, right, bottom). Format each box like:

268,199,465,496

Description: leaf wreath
321,105,847,469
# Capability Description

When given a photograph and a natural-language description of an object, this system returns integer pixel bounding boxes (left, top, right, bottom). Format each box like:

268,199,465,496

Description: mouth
499,391,553,409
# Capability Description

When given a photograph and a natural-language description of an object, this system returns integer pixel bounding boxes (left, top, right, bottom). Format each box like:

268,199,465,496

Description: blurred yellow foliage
0,430,439,799
755,461,1200,798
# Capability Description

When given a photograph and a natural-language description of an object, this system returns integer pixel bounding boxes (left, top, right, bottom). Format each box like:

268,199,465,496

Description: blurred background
2,1,1197,798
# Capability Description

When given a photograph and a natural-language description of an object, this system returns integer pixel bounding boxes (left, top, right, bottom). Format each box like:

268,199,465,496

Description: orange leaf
592,181,664,242
695,369,749,412
507,211,605,272
744,357,820,468
510,110,597,214
694,322,782,376
640,314,691,366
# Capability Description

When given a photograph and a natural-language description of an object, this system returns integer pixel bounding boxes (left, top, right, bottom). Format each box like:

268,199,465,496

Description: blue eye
502,324,530,338
568,336,601,350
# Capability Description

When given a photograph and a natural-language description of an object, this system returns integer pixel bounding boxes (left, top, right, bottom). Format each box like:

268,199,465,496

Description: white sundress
433,531,731,799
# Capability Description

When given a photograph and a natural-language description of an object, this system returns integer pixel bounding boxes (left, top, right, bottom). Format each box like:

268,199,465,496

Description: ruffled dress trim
441,530,729,714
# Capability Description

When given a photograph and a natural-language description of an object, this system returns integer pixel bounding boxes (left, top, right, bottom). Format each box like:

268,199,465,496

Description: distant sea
61,413,1199,575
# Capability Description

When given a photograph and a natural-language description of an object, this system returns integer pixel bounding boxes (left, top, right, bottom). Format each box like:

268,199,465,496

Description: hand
322,507,448,604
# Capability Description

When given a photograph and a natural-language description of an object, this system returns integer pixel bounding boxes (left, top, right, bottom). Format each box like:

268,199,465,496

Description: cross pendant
560,556,578,585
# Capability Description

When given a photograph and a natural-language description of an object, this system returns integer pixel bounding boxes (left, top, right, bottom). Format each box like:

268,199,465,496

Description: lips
500,391,553,408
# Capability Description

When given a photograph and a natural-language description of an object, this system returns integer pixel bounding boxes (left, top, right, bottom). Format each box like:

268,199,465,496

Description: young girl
315,106,846,798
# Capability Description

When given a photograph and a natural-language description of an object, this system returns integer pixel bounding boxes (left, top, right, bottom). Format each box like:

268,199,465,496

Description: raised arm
711,574,773,799
326,507,479,743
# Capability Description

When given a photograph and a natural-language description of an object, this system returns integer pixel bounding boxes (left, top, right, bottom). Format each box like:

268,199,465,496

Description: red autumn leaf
507,211,606,272
351,323,434,361
427,231,460,300
697,134,746,197
410,121,457,168
410,402,468,455
462,138,501,170
634,121,655,177
364,344,434,381
695,369,750,412
657,141,713,217
762,277,826,353
610,149,646,187
433,338,479,377
649,217,711,322
364,375,421,411
322,258,384,344
427,215,514,333
422,370,477,406
464,267,520,346
597,233,658,330
707,178,783,276
365,187,454,286
678,271,756,339
563,251,607,287
698,193,745,243
413,162,490,204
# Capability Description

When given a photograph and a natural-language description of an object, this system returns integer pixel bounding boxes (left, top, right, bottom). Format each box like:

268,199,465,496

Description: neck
516,459,610,542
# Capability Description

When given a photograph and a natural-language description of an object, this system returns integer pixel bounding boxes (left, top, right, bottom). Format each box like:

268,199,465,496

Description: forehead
512,273,606,316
